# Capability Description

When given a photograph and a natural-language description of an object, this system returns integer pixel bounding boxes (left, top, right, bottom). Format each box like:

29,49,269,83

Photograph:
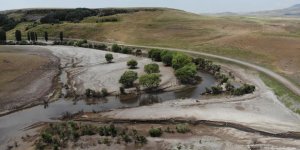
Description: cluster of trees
119,63,162,92
85,88,109,98
40,8,97,24
0,14,18,31
148,49,198,84
54,39,108,50
112,44,133,54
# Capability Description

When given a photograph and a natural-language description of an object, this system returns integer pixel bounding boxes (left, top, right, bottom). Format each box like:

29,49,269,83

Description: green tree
175,64,197,84
139,73,161,89
162,53,173,66
148,49,162,61
127,59,138,69
60,31,63,42
35,32,38,41
121,47,132,54
119,71,138,88
30,32,36,42
15,30,22,41
144,63,160,74
105,53,113,63
172,53,193,70
44,31,48,42
0,30,6,44
112,44,121,52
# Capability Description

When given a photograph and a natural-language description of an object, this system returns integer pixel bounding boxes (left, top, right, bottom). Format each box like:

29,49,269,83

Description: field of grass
6,9,300,88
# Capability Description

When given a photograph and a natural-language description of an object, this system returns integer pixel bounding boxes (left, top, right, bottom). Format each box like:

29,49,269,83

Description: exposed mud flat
45,46,178,95
0,45,60,115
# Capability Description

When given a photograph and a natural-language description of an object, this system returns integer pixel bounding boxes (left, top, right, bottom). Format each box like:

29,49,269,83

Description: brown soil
0,46,60,114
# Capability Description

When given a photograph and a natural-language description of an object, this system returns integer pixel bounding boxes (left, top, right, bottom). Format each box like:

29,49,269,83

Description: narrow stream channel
0,69,216,146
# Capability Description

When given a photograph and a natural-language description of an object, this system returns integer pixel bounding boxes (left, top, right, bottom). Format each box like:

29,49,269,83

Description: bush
225,83,234,92
94,44,107,50
119,71,138,88
149,127,162,137
162,52,173,66
211,86,223,95
127,59,138,69
144,63,160,74
105,53,113,63
176,124,190,133
232,84,255,96
41,132,53,143
172,53,193,70
175,64,197,84
101,88,109,97
148,49,162,61
112,44,121,52
121,47,132,54
139,74,161,89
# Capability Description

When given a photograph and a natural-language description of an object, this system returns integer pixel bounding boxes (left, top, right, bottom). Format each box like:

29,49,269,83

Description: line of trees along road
0,30,62,43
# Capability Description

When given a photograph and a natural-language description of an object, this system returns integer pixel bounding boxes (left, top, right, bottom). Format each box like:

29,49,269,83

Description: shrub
175,64,197,84
101,88,109,97
134,135,147,145
176,124,190,133
139,74,161,89
162,52,173,66
135,49,142,56
119,71,138,88
148,49,163,61
225,83,234,92
211,86,223,95
149,127,162,137
119,87,126,94
144,63,160,74
127,59,138,69
112,44,121,52
121,47,132,54
172,53,193,70
41,132,53,143
105,53,113,63
232,84,255,96
94,44,107,50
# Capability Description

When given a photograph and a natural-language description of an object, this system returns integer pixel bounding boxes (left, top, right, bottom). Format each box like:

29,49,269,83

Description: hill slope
4,8,300,86
247,4,300,17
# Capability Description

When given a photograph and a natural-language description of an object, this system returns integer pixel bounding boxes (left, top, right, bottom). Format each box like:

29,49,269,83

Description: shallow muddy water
0,72,216,145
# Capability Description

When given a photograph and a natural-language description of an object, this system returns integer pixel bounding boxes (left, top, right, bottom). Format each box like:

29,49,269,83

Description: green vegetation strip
260,73,300,114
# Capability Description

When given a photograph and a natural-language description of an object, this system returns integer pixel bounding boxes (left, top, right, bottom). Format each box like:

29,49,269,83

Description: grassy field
6,9,300,87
